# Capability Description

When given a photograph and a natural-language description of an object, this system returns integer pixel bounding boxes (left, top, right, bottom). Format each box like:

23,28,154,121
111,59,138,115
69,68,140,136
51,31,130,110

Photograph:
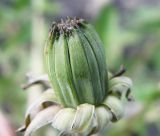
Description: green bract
44,18,108,108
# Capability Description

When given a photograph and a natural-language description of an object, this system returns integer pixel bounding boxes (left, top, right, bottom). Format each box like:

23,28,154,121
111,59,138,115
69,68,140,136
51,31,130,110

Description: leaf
128,8,160,33
72,104,97,135
103,96,123,121
23,89,59,129
52,108,76,132
95,106,112,131
94,4,124,68
109,76,132,100
26,89,58,115
95,4,118,46
22,74,51,89
24,105,62,136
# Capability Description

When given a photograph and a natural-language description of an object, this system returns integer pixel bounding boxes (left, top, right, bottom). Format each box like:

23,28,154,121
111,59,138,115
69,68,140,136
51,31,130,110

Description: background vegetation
0,0,160,136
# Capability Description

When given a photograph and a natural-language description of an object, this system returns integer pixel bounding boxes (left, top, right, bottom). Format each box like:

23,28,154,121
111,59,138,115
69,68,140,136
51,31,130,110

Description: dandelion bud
44,18,108,108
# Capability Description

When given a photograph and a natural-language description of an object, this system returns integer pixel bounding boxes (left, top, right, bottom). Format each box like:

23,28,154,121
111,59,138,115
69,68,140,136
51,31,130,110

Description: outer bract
44,18,108,108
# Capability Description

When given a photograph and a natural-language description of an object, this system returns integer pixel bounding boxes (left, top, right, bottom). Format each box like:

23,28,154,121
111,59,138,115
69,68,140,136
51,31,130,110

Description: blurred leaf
94,4,141,68
127,8,160,33
95,4,119,48
14,0,30,10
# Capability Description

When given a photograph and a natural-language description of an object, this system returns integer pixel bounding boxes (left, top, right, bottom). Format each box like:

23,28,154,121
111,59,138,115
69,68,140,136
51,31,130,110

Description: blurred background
0,0,160,136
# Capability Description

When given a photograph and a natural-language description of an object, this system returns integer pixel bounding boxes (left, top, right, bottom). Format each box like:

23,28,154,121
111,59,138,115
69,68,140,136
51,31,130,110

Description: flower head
18,17,133,136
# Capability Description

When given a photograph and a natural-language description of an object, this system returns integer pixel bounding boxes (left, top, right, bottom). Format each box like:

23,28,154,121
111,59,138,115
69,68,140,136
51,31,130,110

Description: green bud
44,18,108,108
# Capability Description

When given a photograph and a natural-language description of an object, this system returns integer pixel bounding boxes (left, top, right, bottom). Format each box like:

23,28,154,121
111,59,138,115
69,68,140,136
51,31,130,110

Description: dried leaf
109,76,132,100
103,96,123,121
72,104,97,135
95,106,112,131
25,88,59,119
24,105,62,136
22,74,50,89
52,108,76,132
18,89,60,132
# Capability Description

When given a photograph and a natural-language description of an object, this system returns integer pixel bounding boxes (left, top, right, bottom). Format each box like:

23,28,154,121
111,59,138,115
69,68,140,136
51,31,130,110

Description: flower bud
44,18,108,108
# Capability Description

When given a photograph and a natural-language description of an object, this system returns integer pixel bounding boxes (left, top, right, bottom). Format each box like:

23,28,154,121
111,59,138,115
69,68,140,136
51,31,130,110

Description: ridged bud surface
44,18,108,108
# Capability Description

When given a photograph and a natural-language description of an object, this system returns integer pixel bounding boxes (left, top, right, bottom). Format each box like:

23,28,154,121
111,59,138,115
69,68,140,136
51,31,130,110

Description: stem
26,0,46,135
